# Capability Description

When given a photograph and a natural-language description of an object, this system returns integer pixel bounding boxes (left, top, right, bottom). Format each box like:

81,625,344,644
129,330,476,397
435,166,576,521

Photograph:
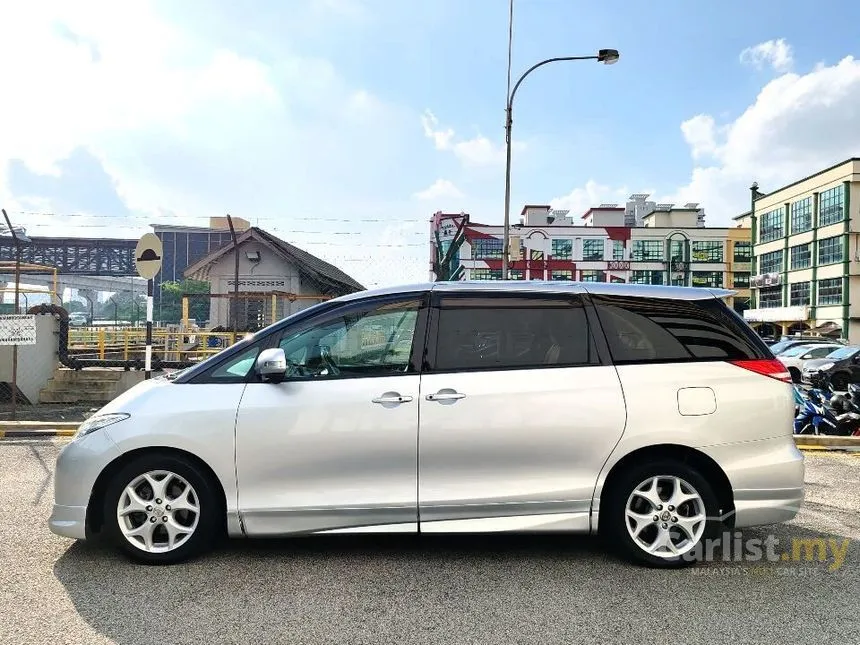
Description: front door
236,293,427,535
418,290,626,532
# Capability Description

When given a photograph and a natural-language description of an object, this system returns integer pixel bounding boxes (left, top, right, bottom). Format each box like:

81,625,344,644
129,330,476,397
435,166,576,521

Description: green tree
99,291,147,324
160,279,211,325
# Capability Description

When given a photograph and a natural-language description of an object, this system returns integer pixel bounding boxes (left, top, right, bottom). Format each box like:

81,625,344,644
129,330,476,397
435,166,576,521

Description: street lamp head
597,49,620,65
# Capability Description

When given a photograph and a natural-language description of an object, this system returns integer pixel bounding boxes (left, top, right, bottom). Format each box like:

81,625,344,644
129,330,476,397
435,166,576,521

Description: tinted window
592,295,768,364
433,295,596,372
277,299,420,379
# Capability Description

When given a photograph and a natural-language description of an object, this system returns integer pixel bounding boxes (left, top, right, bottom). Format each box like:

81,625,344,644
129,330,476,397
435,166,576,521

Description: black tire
103,452,223,565
830,372,850,392
602,460,721,569
788,367,801,383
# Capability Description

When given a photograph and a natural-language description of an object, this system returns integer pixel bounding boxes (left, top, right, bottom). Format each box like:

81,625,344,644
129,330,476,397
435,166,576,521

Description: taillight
729,358,792,383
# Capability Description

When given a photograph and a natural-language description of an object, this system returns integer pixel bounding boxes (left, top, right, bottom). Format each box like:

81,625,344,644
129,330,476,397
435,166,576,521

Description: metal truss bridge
0,235,137,275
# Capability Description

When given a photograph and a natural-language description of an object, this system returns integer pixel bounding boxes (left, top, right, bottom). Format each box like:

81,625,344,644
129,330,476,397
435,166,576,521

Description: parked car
49,282,803,568
777,343,845,383
68,312,89,327
802,345,860,390
769,336,845,357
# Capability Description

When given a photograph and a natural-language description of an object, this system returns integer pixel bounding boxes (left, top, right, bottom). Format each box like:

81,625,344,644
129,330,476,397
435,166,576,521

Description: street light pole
501,49,620,279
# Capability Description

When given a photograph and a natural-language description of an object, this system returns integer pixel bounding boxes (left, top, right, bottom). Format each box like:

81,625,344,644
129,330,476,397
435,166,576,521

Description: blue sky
1,0,860,287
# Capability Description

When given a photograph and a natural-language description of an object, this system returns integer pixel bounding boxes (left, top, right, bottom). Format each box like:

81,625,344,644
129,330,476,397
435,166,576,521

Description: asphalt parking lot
1,440,859,645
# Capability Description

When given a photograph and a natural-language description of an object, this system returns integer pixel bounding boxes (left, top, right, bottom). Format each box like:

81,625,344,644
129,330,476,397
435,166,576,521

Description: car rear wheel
103,452,222,565
604,460,721,568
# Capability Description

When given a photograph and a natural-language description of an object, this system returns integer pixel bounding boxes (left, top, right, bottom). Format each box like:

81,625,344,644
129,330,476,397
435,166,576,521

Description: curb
0,421,79,439
0,429,77,438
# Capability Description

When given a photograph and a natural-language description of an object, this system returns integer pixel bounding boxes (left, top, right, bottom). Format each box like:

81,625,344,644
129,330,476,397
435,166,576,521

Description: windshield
768,341,797,355
779,345,813,357
826,346,858,360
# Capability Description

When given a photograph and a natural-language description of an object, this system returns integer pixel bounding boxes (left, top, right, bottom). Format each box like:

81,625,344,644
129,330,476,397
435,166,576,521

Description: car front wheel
103,452,222,565
604,461,721,568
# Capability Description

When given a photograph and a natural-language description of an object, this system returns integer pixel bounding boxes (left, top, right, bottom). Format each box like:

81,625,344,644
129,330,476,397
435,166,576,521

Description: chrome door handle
372,393,413,404
426,391,466,402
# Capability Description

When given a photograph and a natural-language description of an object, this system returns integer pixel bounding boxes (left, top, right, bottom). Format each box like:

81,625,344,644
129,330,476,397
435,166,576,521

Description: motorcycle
794,381,860,436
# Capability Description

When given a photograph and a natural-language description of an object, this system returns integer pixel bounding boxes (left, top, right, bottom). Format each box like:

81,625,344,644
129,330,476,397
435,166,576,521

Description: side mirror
255,348,287,382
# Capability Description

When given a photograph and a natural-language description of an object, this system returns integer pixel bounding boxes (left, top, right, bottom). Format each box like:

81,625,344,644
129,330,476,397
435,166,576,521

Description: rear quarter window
592,295,769,364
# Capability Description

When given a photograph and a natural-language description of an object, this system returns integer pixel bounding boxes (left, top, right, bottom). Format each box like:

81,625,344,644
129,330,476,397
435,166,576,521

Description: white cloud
668,55,860,225
413,178,463,201
550,180,631,217
421,109,521,167
740,38,794,73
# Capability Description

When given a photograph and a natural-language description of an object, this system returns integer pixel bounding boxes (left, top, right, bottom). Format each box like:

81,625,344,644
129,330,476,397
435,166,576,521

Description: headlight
818,362,834,372
75,413,130,439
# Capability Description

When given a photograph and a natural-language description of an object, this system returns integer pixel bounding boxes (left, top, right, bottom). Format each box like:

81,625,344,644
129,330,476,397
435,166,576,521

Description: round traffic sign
135,233,163,280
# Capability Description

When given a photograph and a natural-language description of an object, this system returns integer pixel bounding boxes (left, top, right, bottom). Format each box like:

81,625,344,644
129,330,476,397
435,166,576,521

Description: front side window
790,198,812,234
818,278,843,305
790,282,810,306
277,299,421,379
759,250,783,274
819,186,845,227
733,241,752,263
551,239,572,260
691,271,723,288
758,286,782,308
207,345,262,381
690,241,723,263
582,239,604,261
631,240,663,261
759,208,785,242
790,243,811,270
580,270,605,282
592,295,767,364
818,236,843,265
433,295,597,372
472,238,503,260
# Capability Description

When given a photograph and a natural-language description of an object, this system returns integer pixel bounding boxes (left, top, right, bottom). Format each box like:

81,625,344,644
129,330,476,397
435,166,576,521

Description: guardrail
68,327,242,363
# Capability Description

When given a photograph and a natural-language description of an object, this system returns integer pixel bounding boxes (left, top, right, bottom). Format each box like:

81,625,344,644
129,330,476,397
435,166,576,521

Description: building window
790,197,812,234
530,249,544,261
612,240,625,260
472,238,503,259
551,270,573,280
790,243,812,270
669,239,686,263
733,241,752,263
579,270,605,282
610,275,625,283
630,270,664,285
551,239,572,260
582,239,604,261
819,186,845,227
509,269,524,280
759,208,785,242
790,282,811,306
690,240,723,263
691,271,723,288
818,278,843,305
758,286,783,308
759,250,783,274
631,240,663,261
818,236,843,265
470,269,503,280
733,272,750,288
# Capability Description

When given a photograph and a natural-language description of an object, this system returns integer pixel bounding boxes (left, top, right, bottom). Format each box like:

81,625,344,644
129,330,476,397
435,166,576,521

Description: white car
777,343,844,383
49,282,803,568
68,312,89,327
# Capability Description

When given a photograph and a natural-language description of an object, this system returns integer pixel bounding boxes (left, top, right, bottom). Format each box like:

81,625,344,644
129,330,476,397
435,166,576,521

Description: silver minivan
50,282,804,567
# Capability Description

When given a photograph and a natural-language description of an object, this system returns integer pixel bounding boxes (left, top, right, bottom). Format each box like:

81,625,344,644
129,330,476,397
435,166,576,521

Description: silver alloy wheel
625,475,706,559
116,470,200,553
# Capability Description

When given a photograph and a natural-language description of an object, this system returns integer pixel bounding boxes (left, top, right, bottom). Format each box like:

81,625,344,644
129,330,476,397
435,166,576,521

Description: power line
7,210,428,224
22,222,427,236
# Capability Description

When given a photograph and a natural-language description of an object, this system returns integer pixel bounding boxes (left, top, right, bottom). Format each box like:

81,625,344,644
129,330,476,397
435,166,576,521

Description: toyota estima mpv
49,281,804,567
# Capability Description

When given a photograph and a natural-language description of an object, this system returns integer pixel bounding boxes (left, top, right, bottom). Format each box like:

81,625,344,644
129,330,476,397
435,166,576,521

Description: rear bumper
700,434,805,528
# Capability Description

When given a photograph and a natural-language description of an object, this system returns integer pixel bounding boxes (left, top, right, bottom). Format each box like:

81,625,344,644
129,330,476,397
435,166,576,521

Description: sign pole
145,278,153,379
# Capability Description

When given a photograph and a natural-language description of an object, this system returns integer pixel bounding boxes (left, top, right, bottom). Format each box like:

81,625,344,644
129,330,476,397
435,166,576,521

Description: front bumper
700,434,805,528
48,429,122,541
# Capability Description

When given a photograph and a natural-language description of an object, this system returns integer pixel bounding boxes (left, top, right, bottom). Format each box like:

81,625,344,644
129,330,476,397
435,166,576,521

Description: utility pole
2,209,21,419
226,214,239,332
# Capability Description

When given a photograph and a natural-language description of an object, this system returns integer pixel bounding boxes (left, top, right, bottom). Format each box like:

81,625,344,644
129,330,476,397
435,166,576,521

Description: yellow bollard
123,328,129,361
98,328,106,360
271,293,277,325
182,296,189,329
